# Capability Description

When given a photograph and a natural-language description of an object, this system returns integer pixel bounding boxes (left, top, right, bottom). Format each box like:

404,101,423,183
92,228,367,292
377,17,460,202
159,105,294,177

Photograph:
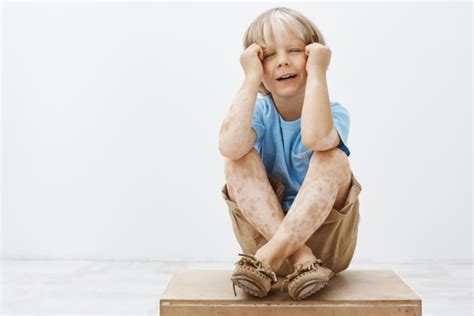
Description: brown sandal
231,253,278,297
282,258,334,300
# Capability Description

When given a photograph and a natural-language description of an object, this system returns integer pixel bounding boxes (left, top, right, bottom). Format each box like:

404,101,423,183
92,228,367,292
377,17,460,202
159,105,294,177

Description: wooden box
160,270,422,315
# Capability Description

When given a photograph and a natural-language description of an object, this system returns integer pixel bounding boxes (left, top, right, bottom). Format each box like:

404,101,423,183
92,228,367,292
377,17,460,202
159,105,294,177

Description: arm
218,76,260,160
301,68,340,151
301,43,340,152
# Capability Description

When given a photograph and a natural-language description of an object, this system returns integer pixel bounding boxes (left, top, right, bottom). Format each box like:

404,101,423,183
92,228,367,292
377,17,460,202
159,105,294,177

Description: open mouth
277,74,297,81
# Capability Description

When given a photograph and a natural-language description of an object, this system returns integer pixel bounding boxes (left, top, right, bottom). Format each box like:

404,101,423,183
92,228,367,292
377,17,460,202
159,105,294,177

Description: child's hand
305,43,332,72
240,43,264,81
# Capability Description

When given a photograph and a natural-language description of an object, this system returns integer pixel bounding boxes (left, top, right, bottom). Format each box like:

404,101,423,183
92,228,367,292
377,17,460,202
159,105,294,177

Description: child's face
260,31,308,100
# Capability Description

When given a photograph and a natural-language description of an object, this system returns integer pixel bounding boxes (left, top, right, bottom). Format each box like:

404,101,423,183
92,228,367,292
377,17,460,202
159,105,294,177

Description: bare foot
254,248,285,272
287,246,318,267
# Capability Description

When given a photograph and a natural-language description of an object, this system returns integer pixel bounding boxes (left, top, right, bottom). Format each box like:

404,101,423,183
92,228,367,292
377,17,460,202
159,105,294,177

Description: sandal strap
234,253,278,284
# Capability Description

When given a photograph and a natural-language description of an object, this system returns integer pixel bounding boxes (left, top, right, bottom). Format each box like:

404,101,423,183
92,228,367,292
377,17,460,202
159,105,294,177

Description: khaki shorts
221,172,362,276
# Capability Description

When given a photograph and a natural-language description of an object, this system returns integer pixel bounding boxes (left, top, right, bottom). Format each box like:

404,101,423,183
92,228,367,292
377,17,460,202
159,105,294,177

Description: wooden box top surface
160,269,421,305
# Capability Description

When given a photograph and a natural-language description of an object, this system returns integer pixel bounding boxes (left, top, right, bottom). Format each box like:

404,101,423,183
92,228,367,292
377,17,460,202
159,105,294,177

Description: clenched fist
240,43,264,81
305,43,331,72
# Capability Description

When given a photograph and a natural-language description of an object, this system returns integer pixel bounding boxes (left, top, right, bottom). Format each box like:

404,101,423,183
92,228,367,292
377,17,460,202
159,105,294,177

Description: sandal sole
231,274,268,297
293,279,329,300
291,272,334,300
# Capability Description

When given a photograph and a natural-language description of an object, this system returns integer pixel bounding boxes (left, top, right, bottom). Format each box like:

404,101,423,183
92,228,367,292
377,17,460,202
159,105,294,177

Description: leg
254,148,352,272
225,149,317,268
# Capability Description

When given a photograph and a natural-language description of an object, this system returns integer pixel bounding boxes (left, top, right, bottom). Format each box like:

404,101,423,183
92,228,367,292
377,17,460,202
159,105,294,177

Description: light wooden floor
1,260,472,315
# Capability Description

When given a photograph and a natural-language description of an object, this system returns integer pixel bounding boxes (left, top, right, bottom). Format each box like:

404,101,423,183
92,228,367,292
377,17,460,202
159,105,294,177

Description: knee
309,148,350,175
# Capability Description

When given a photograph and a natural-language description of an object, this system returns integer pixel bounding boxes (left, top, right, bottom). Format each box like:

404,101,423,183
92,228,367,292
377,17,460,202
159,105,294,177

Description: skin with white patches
225,147,352,271
219,44,265,161
312,127,340,151
254,148,352,271
225,149,318,267
221,18,353,273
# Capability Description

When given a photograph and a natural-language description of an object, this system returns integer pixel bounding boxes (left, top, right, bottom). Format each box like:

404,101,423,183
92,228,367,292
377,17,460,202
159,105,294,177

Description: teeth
279,74,295,80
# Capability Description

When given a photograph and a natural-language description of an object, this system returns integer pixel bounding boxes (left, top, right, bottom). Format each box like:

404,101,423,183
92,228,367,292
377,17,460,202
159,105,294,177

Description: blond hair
243,7,326,95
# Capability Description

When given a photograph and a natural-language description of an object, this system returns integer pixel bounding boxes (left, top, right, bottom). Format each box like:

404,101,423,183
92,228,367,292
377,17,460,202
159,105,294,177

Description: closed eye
263,49,301,58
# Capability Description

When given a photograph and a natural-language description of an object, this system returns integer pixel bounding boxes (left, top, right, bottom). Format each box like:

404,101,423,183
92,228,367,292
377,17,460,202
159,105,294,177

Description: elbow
302,133,330,152
301,134,322,151
301,126,321,149
218,139,247,161
218,139,233,159
219,149,247,161
302,139,313,151
302,138,319,152
301,125,335,152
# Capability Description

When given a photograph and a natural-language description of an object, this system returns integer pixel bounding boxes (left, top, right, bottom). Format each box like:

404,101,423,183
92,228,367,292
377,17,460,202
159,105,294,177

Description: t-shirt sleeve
251,98,265,148
331,101,351,157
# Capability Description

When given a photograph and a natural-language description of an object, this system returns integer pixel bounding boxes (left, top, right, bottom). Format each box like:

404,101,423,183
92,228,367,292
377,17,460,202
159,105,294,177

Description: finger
257,47,263,61
247,43,257,52
251,44,260,54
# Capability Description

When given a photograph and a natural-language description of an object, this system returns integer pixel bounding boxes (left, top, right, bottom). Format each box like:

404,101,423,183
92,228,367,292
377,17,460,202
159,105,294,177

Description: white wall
2,2,472,263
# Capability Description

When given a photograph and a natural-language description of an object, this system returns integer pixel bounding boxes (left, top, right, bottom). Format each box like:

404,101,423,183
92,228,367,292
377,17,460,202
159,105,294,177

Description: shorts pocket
221,183,239,211
326,199,358,223
221,183,266,253
324,173,362,224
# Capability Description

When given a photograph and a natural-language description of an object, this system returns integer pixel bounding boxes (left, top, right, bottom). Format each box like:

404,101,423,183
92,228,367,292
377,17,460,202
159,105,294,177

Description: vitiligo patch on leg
262,149,352,261
224,148,352,272
224,150,286,241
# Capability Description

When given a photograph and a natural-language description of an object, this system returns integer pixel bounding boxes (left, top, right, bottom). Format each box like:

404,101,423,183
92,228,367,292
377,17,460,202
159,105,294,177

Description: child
218,7,362,300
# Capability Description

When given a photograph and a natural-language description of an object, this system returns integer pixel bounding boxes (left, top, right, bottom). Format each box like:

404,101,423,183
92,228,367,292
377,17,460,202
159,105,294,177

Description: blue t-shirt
251,94,351,214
